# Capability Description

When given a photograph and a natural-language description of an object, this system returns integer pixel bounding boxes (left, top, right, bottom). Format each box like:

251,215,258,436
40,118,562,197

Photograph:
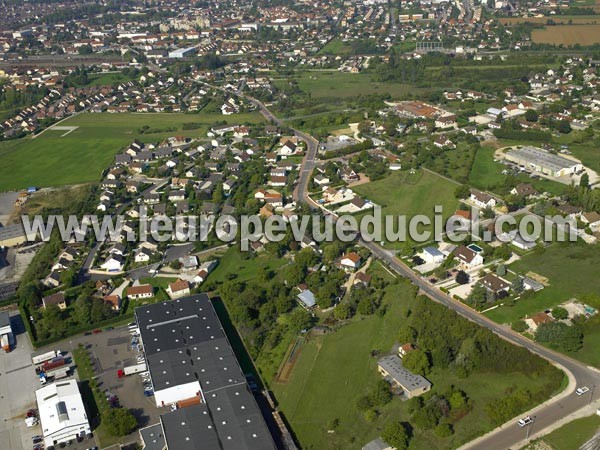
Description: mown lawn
0,111,264,191
272,282,564,450
352,170,459,248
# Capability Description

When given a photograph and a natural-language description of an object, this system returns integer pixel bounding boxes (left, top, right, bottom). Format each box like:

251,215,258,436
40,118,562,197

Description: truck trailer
36,356,65,374
117,362,147,378
32,350,57,365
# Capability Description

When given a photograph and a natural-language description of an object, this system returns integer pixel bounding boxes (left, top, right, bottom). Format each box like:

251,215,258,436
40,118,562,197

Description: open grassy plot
272,283,563,450
0,111,264,191
539,414,600,450
209,246,289,284
352,170,459,248
273,71,423,99
469,146,507,190
486,243,600,325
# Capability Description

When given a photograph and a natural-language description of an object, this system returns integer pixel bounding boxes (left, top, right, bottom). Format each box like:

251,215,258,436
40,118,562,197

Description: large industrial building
0,222,39,247
168,47,197,58
135,294,277,450
35,379,91,448
504,146,583,178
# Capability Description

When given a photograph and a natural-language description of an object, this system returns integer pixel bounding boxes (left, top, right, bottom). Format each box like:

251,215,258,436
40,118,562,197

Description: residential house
453,245,483,269
126,284,154,300
525,312,553,333
470,189,497,209
340,252,361,271
166,279,191,298
480,273,510,296
42,292,67,310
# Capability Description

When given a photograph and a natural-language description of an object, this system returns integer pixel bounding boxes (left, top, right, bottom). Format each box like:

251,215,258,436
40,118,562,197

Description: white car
518,416,533,427
576,386,590,396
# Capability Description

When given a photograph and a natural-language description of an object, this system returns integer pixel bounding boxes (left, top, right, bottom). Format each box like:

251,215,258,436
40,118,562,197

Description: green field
272,71,424,99
486,243,600,324
352,170,460,248
0,111,264,192
209,246,289,284
272,282,563,450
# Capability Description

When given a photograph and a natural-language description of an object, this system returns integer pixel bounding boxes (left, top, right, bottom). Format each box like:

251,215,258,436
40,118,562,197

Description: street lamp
526,416,536,440
589,385,596,406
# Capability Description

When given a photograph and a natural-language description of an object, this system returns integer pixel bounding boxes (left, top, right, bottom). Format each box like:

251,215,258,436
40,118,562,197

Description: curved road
221,84,600,449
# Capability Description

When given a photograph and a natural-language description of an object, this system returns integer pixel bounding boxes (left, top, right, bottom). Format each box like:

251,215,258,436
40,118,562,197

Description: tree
557,119,572,134
455,270,469,285
434,423,454,437
103,408,137,436
454,184,470,200
334,302,353,320
448,391,468,410
289,308,313,332
466,284,487,308
524,109,538,122
382,421,410,450
580,172,590,189
402,349,430,376
496,264,507,277
551,306,568,320
73,295,92,326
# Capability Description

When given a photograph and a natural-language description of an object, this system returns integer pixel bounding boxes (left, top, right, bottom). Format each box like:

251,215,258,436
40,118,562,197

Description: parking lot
0,309,46,450
62,325,162,447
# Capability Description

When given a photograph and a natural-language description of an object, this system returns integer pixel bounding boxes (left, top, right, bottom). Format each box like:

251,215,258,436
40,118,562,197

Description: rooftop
506,146,581,172
378,355,431,393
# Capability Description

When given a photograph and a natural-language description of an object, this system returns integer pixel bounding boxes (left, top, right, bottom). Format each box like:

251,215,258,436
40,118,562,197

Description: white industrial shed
35,379,90,448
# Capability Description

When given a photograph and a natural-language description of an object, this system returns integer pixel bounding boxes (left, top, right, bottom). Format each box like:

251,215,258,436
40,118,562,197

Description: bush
434,423,454,437
511,320,528,333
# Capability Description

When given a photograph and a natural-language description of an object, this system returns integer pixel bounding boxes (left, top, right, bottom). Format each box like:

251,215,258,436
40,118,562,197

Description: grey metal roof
139,423,166,450
135,295,276,450
0,311,10,329
507,146,580,172
378,355,431,393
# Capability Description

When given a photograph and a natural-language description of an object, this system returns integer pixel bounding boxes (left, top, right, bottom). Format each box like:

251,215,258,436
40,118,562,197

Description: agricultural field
532,24,600,46
272,282,563,450
0,111,264,192
500,16,600,25
352,170,460,249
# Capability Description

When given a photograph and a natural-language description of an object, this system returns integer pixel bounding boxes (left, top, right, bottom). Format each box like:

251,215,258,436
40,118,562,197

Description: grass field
537,414,600,450
0,111,264,192
272,71,424,99
487,243,600,323
532,24,600,45
209,246,289,284
272,282,563,450
352,170,459,248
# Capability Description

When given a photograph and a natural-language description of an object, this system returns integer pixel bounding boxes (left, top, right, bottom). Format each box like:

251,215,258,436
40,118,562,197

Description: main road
216,83,600,448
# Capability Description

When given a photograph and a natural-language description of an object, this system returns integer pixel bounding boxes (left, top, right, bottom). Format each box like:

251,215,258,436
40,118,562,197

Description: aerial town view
2,1,600,450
